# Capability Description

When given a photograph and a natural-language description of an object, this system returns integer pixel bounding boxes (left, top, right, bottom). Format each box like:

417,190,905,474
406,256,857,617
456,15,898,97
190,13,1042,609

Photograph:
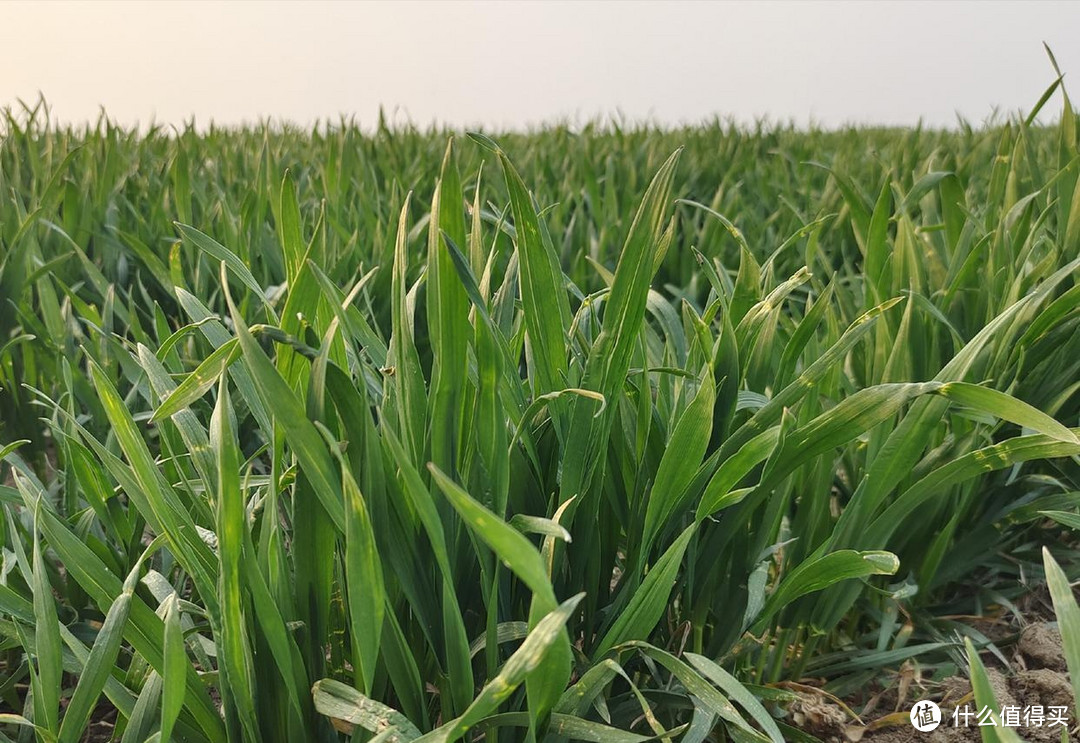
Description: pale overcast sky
2,1,1078,130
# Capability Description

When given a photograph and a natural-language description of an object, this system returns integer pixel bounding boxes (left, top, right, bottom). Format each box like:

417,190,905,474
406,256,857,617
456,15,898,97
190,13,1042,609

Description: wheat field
0,61,1079,743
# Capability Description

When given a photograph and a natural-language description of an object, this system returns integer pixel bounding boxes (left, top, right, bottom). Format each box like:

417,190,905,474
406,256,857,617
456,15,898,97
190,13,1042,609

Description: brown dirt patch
1018,624,1067,672
787,621,1075,742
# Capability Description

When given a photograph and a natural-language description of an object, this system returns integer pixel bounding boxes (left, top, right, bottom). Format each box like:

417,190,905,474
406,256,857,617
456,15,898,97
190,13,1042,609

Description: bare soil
785,622,1076,742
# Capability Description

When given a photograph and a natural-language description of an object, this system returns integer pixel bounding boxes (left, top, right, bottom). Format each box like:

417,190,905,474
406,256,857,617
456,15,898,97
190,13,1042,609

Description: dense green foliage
1,71,1079,742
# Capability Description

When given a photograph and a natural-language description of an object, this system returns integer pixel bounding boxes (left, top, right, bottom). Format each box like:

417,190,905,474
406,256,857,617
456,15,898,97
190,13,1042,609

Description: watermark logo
909,701,1070,731
910,700,942,732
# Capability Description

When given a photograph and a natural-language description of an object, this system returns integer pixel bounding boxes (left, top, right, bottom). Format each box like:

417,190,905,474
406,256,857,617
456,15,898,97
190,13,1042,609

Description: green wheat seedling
0,59,1078,742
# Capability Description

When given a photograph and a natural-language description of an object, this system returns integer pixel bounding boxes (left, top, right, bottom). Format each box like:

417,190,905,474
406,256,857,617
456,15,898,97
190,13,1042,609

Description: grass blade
1042,548,1080,719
